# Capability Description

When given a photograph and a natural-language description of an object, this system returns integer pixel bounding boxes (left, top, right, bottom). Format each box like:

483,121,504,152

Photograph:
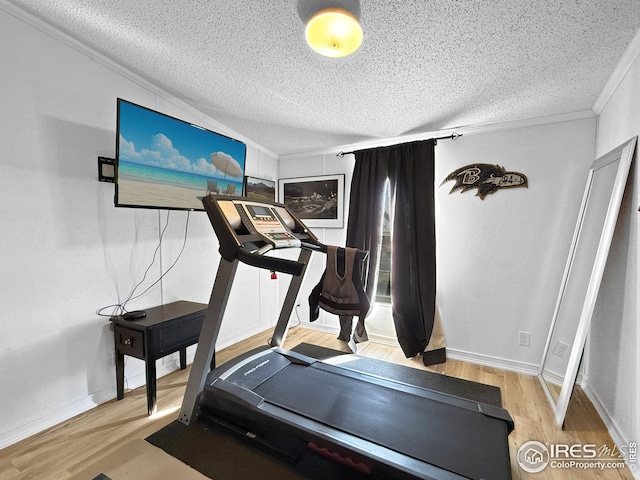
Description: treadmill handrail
180,195,371,428
236,248,305,276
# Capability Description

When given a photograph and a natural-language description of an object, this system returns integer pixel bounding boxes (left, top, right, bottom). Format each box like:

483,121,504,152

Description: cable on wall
96,210,191,317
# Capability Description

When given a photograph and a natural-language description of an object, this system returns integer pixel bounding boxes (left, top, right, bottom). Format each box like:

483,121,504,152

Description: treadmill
178,194,514,480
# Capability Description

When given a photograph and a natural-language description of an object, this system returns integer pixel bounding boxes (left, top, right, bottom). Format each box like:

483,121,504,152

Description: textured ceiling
5,0,640,156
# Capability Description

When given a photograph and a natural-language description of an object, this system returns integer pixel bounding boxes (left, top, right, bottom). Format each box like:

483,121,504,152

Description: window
375,180,392,303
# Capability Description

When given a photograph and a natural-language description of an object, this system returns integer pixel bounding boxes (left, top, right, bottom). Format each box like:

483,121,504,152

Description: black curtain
345,139,436,358
338,147,389,342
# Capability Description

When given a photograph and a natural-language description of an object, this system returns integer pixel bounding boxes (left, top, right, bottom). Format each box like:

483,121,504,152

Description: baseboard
0,323,271,451
540,369,564,387
366,332,401,347
582,383,639,479
0,357,190,450
446,348,540,376
0,322,548,450
298,321,340,336
300,323,540,376
300,321,401,347
0,383,115,450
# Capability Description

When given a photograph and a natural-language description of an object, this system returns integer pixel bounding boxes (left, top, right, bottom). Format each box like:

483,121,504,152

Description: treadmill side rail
478,402,515,432
201,347,513,480
211,379,265,408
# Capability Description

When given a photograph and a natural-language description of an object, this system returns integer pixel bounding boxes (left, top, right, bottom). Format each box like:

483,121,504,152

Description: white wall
280,118,597,373
586,44,640,468
1,0,635,457
435,119,596,372
0,8,277,448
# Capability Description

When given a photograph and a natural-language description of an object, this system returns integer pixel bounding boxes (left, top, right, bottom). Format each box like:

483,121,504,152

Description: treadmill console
203,195,320,276
240,202,301,249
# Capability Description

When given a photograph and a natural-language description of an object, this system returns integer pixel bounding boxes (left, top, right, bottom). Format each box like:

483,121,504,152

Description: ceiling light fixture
297,0,363,58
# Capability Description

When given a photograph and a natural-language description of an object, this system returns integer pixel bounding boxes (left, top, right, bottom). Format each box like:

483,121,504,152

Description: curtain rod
336,133,462,157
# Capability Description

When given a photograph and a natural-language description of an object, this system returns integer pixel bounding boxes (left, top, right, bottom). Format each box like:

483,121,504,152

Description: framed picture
244,176,276,201
278,174,345,228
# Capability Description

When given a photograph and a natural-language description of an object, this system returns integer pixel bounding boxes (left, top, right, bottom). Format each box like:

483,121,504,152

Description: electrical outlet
518,331,530,347
553,341,570,357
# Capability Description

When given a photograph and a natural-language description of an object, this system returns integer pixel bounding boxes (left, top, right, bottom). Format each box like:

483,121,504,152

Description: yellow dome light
305,8,363,58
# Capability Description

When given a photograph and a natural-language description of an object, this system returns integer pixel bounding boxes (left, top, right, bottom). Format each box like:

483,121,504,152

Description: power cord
291,303,302,328
266,303,302,346
96,210,190,317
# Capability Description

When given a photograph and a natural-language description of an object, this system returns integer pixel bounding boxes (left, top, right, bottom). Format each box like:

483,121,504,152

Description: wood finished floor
0,327,632,480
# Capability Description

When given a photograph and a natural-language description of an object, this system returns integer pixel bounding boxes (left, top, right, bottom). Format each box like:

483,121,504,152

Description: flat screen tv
115,98,247,210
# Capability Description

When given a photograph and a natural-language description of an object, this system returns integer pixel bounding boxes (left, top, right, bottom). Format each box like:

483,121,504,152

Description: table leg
145,358,157,416
180,348,187,369
115,351,125,400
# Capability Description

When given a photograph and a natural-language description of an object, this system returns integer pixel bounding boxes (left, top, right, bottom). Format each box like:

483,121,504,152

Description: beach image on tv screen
116,100,246,210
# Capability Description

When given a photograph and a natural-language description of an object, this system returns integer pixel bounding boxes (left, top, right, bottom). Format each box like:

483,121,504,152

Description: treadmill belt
253,362,509,480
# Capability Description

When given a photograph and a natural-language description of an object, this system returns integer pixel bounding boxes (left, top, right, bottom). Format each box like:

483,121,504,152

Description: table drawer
116,327,144,358
155,311,204,356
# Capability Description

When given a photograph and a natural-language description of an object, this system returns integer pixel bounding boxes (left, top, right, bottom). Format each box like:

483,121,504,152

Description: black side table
110,300,207,415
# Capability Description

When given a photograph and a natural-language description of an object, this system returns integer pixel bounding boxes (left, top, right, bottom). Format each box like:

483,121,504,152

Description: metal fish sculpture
441,164,528,200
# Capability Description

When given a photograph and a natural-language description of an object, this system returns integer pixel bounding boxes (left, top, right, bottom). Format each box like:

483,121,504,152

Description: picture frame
244,176,276,201
116,98,246,210
538,136,637,427
278,174,345,228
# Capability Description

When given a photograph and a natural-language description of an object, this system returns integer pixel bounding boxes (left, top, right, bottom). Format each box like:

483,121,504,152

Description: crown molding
593,27,640,114
1,0,609,162
279,110,596,161
0,0,278,159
